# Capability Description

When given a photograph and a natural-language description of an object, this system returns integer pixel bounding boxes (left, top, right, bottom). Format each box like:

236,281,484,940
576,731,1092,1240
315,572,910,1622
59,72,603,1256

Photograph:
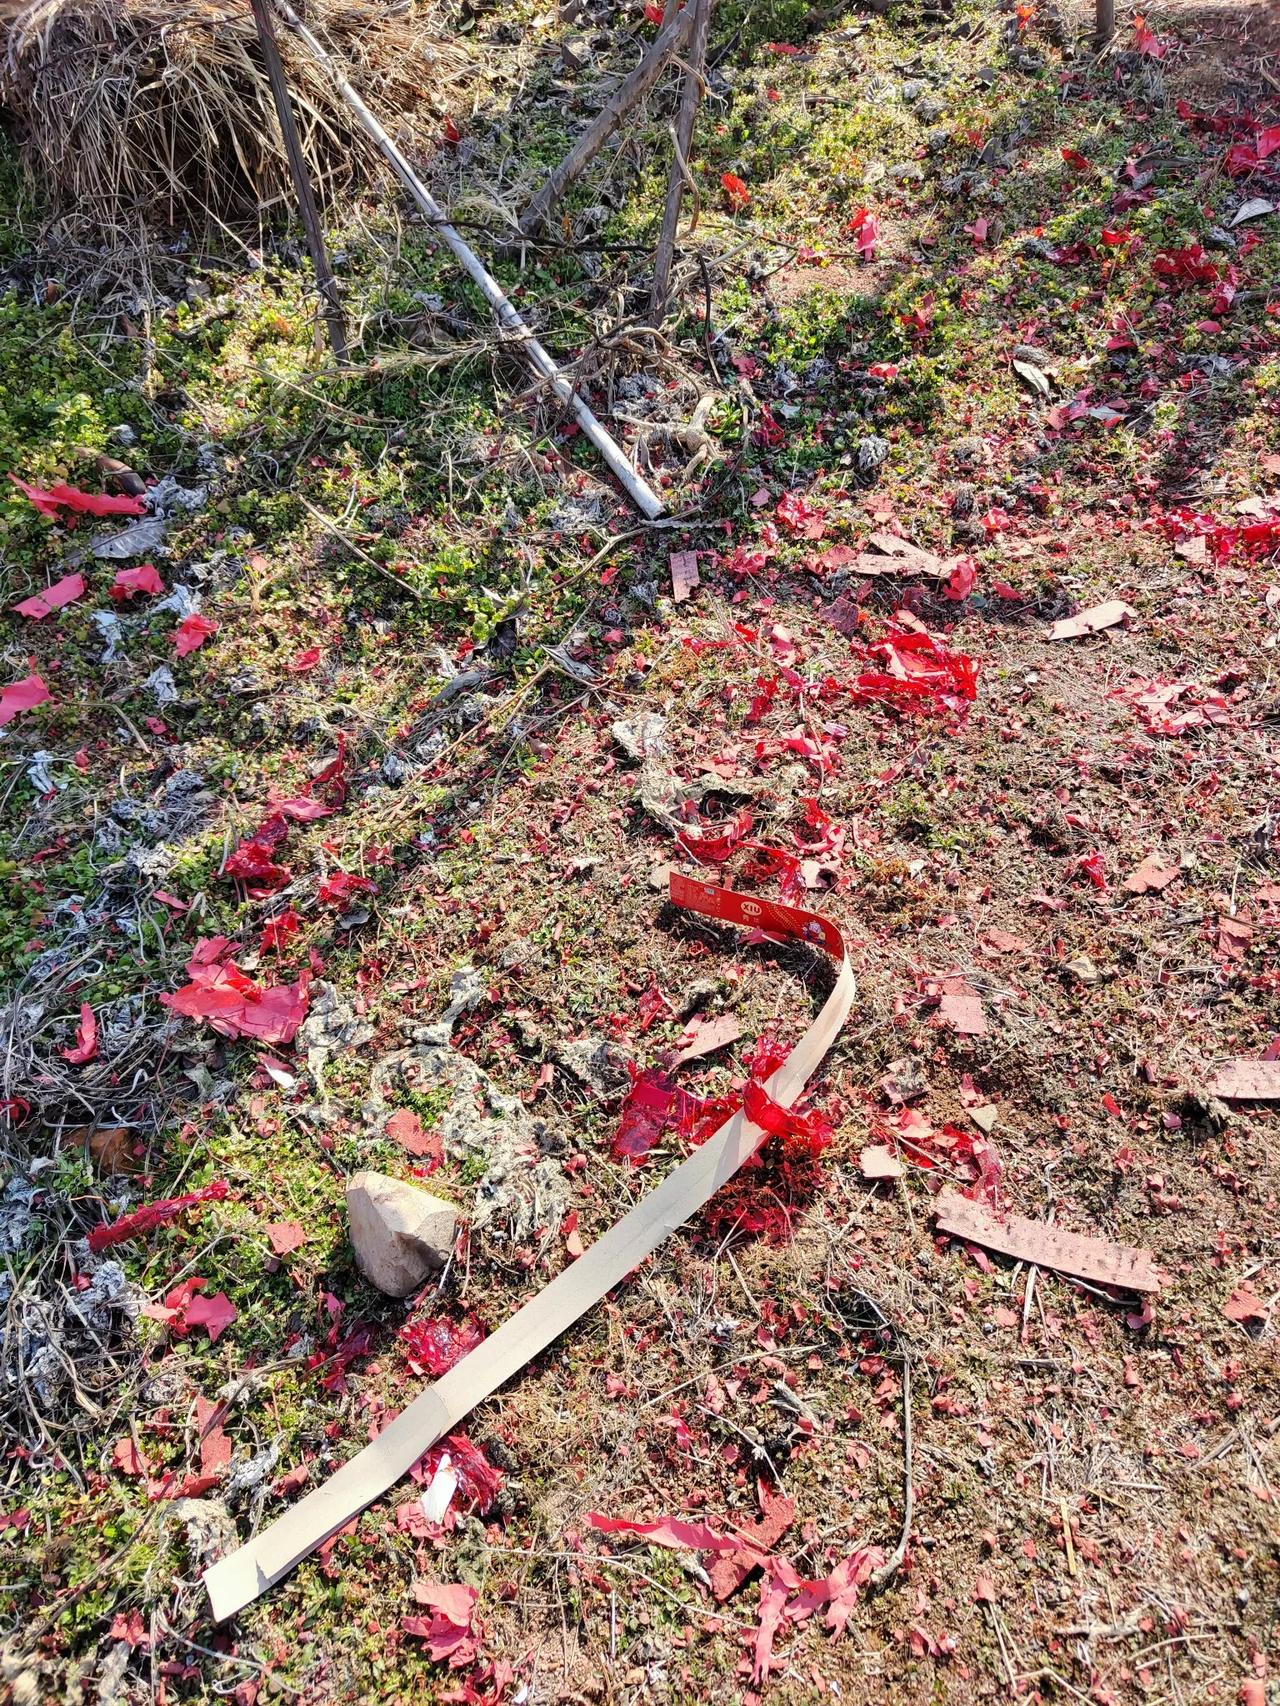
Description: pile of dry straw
0,0,467,236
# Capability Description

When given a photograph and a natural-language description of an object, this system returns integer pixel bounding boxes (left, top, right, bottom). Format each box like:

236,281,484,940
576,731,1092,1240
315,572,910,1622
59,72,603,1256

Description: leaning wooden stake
519,5,697,240
267,0,665,520
249,0,349,363
1094,0,1115,50
650,0,711,319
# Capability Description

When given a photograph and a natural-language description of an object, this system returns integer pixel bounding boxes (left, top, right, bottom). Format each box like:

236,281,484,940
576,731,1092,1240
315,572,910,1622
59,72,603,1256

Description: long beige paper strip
205,874,854,1620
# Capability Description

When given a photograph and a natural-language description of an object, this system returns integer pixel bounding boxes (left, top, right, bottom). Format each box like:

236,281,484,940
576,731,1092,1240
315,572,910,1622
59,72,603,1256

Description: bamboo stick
649,0,710,319
518,5,697,240
267,0,665,520
249,0,349,363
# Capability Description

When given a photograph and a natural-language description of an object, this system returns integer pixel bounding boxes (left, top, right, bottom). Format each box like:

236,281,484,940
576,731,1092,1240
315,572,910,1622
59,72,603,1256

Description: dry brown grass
0,0,469,237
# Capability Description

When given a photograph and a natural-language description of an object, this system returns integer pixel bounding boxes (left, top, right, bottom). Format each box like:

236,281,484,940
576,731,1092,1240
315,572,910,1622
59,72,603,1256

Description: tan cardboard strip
934,1187,1162,1294
204,875,854,1621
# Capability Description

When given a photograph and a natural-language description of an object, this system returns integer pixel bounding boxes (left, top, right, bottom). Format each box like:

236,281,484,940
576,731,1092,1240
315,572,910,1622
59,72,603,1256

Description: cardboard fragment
204,875,854,1621
938,991,986,1035
671,1012,741,1065
1223,1284,1267,1327
859,1144,904,1180
1046,599,1135,641
934,1187,1161,1294
670,550,700,602
1206,1059,1280,1101
1123,853,1180,895
1217,914,1252,962
850,531,967,582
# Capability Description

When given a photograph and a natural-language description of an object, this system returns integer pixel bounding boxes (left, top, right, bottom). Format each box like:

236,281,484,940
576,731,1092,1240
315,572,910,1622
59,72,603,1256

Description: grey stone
346,1170,459,1297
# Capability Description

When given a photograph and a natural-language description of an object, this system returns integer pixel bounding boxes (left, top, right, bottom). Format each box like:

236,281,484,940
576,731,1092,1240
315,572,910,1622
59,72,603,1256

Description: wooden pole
650,0,711,320
249,0,349,363
267,0,665,520
1094,0,1115,50
518,5,697,240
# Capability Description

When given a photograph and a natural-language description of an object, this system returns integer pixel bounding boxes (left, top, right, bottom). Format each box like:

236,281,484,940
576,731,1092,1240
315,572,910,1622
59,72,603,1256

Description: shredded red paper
9,473,146,519
401,1314,487,1377
402,1580,479,1666
174,612,219,656
110,564,165,601
851,626,979,715
88,1180,230,1252
160,939,311,1045
61,1002,99,1065
0,672,52,728
11,572,86,620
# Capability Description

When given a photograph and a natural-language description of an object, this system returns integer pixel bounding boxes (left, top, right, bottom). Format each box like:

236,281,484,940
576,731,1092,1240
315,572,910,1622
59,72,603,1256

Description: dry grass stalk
0,0,469,237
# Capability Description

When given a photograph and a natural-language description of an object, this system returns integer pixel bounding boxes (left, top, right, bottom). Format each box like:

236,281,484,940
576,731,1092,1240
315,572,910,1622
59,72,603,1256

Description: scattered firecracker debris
7,11,1280,1696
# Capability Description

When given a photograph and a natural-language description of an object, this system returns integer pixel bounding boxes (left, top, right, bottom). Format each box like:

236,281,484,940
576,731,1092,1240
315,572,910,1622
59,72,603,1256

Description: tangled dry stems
0,0,469,239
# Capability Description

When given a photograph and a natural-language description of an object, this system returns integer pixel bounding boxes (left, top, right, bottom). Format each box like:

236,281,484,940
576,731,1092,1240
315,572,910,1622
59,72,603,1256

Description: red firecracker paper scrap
9,474,146,519
159,938,311,1045
11,572,86,620
0,673,52,727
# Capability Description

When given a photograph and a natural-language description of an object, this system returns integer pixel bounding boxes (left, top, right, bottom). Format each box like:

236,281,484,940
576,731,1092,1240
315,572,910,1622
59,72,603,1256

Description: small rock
346,1170,459,1297
1063,954,1100,985
555,1036,630,1095
952,436,986,468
